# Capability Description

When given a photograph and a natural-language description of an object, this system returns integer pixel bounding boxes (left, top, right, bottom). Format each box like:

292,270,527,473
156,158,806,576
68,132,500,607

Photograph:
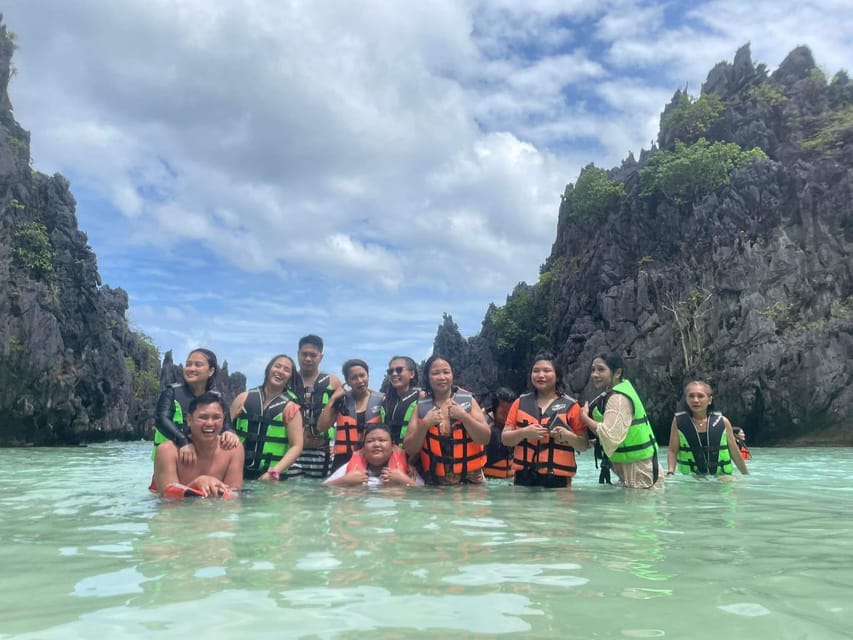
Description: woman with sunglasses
382,356,422,445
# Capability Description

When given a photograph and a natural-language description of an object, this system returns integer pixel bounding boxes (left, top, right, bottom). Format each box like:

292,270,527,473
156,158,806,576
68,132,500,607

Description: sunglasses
386,366,410,375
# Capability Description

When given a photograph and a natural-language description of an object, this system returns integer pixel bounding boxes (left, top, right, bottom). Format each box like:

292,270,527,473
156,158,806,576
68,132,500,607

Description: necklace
691,416,708,431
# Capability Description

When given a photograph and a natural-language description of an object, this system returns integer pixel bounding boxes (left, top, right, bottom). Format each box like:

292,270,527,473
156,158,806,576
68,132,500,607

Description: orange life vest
333,390,384,456
483,458,515,478
511,393,579,477
417,393,486,480
739,445,752,460
346,449,409,474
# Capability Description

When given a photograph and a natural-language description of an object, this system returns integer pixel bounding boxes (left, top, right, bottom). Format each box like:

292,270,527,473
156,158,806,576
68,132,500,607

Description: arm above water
724,417,749,475
588,393,634,458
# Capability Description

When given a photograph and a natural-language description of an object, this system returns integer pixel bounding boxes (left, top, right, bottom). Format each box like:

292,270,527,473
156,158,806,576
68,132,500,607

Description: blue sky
3,1,851,385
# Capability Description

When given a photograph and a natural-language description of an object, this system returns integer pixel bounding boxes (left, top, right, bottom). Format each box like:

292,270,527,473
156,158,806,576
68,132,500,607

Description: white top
324,463,424,486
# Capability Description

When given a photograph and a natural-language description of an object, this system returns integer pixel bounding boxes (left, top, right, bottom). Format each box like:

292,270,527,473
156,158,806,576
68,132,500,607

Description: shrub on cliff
802,104,853,152
566,164,625,220
659,92,724,147
12,221,53,276
639,138,767,204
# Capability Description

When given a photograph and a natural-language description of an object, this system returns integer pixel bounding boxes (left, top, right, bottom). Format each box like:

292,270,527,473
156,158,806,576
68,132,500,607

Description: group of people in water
149,334,750,498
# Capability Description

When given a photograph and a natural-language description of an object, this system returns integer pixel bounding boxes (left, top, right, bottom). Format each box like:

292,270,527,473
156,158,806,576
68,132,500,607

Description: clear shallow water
0,443,850,639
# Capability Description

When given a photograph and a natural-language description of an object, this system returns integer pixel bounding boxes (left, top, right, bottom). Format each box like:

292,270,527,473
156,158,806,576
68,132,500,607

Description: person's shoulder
220,440,244,461
158,384,180,397
561,393,579,406
608,391,634,408
154,439,179,461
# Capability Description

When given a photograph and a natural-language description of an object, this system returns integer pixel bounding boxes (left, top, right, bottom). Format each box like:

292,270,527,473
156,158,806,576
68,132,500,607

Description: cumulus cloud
3,0,851,376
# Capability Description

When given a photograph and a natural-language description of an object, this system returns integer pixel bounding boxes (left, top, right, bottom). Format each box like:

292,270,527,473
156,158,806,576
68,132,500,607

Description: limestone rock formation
436,44,853,445
0,20,162,444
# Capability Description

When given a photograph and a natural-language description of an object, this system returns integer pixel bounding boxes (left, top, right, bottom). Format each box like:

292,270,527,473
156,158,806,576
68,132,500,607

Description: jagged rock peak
701,43,762,97
771,45,817,85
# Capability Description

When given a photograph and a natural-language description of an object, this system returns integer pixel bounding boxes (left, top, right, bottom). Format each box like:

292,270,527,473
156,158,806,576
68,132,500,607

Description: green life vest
591,379,657,463
675,411,732,475
235,387,292,475
382,388,420,443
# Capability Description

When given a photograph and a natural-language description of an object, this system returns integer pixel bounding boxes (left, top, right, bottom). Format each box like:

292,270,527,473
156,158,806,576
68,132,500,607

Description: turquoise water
0,443,850,639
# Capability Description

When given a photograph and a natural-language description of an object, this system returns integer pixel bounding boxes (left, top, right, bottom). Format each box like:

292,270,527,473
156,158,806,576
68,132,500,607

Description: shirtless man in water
153,392,244,496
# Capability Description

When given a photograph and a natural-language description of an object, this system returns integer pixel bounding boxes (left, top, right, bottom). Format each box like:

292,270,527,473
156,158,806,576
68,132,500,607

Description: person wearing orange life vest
318,358,385,474
324,423,421,487
403,355,490,485
483,387,518,479
502,353,590,488
732,426,752,460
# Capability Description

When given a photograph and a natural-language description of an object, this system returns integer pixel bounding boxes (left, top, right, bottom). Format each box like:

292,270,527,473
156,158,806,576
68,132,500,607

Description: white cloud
3,0,851,377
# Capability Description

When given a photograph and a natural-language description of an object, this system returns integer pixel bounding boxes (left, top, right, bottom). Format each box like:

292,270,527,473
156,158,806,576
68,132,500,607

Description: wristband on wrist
267,469,281,480
666,471,674,476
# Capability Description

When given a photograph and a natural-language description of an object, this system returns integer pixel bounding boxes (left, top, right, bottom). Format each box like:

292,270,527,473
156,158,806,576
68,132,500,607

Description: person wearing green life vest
666,380,748,477
381,356,422,445
287,335,342,478
230,354,304,481
152,348,239,465
580,353,664,488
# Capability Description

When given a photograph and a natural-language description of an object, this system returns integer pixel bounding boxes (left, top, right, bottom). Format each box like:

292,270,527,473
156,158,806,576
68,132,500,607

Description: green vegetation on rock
802,105,853,152
12,221,53,276
659,92,724,146
566,164,625,220
639,138,767,204
125,333,160,406
748,82,787,108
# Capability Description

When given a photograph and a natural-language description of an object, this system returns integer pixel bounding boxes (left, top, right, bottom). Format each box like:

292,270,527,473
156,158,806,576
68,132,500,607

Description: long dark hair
188,348,218,391
592,352,625,385
263,354,296,391
386,355,419,399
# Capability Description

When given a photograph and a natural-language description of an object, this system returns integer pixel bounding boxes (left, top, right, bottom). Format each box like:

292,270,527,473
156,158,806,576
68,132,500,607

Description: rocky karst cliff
0,20,164,445
437,45,853,445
